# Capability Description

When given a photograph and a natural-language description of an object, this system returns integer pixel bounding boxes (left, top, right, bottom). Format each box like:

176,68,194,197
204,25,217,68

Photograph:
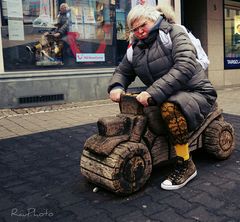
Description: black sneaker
26,45,35,54
161,157,197,190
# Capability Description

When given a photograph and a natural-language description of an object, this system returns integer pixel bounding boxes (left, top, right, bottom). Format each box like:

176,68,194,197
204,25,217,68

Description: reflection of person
117,22,123,32
26,3,71,54
233,24,240,46
108,4,217,190
132,0,156,7
52,3,71,38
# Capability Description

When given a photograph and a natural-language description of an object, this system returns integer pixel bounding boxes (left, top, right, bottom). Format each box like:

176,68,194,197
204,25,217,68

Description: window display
0,0,159,71
0,0,117,71
224,0,240,68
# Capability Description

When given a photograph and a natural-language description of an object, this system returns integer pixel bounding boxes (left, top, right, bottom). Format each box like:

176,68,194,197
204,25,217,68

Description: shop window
0,0,162,71
0,0,117,71
224,0,240,68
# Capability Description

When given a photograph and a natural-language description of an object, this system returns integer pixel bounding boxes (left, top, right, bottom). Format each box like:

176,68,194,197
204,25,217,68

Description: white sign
76,53,105,62
8,19,24,40
7,0,23,18
83,6,95,23
84,24,96,39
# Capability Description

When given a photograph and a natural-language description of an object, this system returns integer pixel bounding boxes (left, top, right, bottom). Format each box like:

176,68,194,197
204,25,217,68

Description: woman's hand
109,88,125,102
136,91,151,107
53,32,61,38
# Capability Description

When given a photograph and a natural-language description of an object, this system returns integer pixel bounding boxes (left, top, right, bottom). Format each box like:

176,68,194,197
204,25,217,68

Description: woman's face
60,5,67,13
131,18,155,40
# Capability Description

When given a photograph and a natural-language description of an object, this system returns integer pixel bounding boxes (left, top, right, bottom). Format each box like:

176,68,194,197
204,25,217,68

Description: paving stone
186,206,228,222
0,197,24,212
115,210,151,222
49,211,77,222
218,204,240,220
172,186,202,200
52,191,85,208
0,94,239,222
85,213,114,222
1,176,27,189
190,192,225,209
150,208,193,222
157,193,196,214
62,202,106,221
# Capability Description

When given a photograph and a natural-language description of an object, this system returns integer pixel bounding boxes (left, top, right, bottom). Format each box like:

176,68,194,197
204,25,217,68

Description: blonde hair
127,5,161,30
127,3,176,42
60,3,69,10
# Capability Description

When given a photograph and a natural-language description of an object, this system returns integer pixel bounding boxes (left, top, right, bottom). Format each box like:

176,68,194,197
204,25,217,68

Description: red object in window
102,24,112,33
67,32,80,56
67,32,106,58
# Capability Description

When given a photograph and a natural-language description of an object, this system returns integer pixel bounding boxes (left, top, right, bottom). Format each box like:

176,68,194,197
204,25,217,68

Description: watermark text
11,208,54,217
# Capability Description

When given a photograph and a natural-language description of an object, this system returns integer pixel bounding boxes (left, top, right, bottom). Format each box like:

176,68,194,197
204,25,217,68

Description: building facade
0,0,240,108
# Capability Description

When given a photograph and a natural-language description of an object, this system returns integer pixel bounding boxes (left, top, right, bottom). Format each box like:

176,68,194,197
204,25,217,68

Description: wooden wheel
80,142,152,195
203,120,235,160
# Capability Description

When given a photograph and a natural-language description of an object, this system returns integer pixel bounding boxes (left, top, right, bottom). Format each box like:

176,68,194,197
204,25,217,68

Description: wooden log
80,142,152,195
81,168,116,191
143,128,157,148
97,116,131,137
129,115,147,143
84,134,129,156
150,136,171,166
82,149,120,167
81,155,117,179
188,108,222,145
119,94,144,115
203,120,235,159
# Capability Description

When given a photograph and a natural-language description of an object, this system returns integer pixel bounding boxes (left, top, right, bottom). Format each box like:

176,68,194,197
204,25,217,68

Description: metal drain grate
19,94,64,104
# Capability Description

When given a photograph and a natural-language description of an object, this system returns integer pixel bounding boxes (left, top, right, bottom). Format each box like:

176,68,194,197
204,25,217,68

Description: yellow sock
174,143,190,161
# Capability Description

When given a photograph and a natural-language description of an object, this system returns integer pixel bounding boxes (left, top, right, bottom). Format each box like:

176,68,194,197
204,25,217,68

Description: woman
108,4,217,190
26,3,70,54
53,3,71,38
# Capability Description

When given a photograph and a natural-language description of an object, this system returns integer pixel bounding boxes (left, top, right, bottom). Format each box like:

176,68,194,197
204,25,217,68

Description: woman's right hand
109,88,125,102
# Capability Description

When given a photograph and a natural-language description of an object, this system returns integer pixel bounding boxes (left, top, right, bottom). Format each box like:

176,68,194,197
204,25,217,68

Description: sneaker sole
161,170,197,190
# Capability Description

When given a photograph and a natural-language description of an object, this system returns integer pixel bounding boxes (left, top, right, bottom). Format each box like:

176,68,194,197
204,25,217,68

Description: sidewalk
0,87,240,140
216,86,240,115
0,87,240,222
0,99,119,139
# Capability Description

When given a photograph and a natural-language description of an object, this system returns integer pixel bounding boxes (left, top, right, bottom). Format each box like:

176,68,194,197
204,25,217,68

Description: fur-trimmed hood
156,4,176,24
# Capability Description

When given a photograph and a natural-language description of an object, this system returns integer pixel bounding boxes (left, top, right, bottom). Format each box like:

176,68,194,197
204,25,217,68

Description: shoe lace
168,162,188,181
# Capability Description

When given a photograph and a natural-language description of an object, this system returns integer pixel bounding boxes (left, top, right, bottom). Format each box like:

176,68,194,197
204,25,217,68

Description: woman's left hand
54,33,61,37
136,91,151,107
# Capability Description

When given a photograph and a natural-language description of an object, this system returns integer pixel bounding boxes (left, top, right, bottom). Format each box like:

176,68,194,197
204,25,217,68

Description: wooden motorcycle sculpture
35,33,63,66
80,94,235,195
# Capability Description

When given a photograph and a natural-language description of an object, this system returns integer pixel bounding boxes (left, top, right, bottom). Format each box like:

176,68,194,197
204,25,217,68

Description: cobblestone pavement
0,88,240,222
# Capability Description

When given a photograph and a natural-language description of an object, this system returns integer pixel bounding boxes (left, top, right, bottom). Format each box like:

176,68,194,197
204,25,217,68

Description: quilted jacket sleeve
146,25,198,104
58,22,69,36
107,54,136,93
57,14,69,37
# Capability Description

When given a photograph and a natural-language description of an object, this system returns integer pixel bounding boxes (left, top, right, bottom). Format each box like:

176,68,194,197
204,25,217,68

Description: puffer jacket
55,9,71,37
108,17,217,131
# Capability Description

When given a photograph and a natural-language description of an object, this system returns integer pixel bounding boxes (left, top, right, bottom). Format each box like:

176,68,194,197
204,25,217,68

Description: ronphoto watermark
11,208,54,218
